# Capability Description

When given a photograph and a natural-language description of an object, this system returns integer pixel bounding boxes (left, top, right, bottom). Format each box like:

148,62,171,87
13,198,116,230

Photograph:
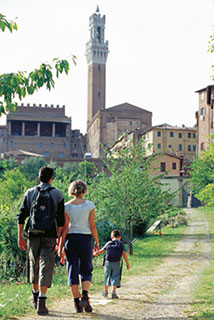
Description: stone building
141,124,197,161
0,103,87,159
195,84,214,156
85,7,152,158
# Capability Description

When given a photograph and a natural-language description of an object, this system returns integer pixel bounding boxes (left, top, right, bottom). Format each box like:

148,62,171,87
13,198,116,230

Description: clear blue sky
0,0,214,133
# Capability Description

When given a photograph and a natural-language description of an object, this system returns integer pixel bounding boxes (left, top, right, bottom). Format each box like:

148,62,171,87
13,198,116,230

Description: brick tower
85,6,109,127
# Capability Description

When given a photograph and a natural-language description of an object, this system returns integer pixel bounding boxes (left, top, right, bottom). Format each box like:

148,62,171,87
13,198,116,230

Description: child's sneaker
111,292,119,299
102,290,108,298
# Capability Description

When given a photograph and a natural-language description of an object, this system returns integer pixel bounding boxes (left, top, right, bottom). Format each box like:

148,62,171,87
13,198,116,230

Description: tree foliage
0,14,76,116
190,139,214,195
88,142,172,243
190,137,214,205
0,13,17,32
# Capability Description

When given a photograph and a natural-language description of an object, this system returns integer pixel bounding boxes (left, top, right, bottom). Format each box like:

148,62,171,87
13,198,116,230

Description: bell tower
85,6,109,127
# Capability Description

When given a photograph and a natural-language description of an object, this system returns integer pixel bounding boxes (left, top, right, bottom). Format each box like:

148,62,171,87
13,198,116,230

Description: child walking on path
94,229,129,299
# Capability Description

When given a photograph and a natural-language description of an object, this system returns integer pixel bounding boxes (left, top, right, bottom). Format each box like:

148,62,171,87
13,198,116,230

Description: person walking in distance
17,166,65,315
63,180,99,313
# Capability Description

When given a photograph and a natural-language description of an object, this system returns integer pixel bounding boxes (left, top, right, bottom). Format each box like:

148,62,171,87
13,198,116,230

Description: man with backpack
17,166,65,316
94,229,129,299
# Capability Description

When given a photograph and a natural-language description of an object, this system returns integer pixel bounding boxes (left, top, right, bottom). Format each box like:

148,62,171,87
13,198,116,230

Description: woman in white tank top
63,180,99,313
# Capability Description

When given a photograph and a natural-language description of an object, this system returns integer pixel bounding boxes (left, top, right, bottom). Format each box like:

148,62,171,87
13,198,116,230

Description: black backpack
105,240,123,262
27,186,56,233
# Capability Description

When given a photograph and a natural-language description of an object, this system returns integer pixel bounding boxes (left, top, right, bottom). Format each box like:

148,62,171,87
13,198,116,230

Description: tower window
97,26,101,42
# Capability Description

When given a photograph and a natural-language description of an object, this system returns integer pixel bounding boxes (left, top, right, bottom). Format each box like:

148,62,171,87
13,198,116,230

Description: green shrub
0,203,27,280
195,183,214,207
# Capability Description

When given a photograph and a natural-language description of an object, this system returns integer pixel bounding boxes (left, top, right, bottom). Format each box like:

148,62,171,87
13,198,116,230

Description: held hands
126,263,130,270
93,241,99,257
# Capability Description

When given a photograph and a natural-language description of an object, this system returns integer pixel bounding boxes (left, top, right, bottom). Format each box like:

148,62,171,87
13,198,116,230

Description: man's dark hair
111,229,121,238
38,166,54,183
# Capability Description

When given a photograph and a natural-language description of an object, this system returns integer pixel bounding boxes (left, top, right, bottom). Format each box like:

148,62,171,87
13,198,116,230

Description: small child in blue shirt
94,229,130,299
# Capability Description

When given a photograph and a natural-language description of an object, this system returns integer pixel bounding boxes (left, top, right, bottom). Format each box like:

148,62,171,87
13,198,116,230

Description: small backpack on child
105,240,123,262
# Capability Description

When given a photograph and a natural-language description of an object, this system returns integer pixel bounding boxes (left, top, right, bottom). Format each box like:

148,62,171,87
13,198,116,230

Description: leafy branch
0,13,17,32
0,13,76,116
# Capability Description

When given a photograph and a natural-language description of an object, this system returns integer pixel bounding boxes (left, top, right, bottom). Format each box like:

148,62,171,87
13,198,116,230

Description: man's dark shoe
79,295,93,313
37,297,49,315
74,299,83,313
31,291,39,309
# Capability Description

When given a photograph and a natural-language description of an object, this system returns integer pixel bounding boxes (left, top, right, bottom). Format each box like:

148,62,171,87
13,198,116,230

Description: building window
200,142,205,151
157,131,161,137
170,132,174,138
74,143,77,148
63,143,66,149
168,144,172,148
188,132,191,139
178,144,182,151
11,120,22,136
201,91,204,100
157,143,161,149
202,123,205,134
193,145,196,152
178,132,182,138
58,152,64,157
188,145,191,151
160,162,166,172
193,133,196,139
55,123,66,137
1,131,5,137
40,143,43,149
172,162,176,170
43,152,49,157
51,143,54,150
129,121,132,126
10,141,13,150
98,91,100,97
41,122,52,137
200,107,206,116
25,121,37,136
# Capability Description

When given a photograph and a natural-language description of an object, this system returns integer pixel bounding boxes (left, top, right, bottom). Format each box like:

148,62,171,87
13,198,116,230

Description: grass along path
17,208,211,320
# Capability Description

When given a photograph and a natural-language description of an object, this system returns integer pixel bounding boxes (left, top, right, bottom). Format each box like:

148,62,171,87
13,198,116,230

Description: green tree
0,168,30,204
52,161,95,202
20,156,46,182
0,14,76,116
88,142,171,244
190,139,214,195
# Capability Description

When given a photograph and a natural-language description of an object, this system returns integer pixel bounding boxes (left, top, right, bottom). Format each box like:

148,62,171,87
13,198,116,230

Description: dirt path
19,208,211,320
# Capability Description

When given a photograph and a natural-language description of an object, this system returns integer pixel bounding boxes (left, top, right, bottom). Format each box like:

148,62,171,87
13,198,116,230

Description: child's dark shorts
104,261,120,287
